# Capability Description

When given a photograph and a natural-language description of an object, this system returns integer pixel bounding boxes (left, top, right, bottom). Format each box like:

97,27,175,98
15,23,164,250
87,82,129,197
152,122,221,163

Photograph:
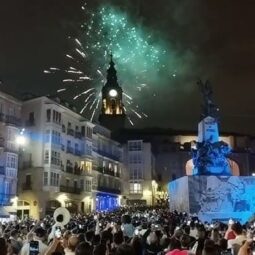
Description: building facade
17,96,123,219
0,91,21,216
122,140,156,206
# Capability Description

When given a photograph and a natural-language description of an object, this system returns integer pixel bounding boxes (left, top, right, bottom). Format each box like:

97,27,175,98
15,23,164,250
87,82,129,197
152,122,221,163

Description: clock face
109,89,118,97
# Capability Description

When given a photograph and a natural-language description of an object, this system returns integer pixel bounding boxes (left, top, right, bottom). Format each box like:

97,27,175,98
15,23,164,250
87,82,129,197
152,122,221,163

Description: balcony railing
66,166,74,174
66,146,74,154
97,186,121,194
67,128,74,136
22,183,32,191
95,167,120,177
60,185,81,194
5,115,21,126
75,132,82,139
0,166,5,175
74,166,82,175
95,149,120,161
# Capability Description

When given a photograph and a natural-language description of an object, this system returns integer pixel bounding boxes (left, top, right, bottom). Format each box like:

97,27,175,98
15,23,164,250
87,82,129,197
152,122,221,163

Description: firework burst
44,3,167,125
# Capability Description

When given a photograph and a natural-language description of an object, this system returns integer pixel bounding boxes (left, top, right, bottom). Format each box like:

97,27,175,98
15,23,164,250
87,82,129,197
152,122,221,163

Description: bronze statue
197,79,219,119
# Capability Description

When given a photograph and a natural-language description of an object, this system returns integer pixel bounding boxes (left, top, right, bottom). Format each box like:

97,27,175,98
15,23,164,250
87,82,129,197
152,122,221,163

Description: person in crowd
0,206,254,255
227,222,246,252
20,227,48,255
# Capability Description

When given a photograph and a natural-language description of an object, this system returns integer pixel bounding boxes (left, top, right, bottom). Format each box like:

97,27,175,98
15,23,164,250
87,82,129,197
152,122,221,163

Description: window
129,153,142,164
51,110,61,124
50,172,59,186
52,130,61,145
6,154,17,168
130,167,143,179
5,181,10,195
85,180,91,192
128,141,142,151
25,174,31,185
29,112,34,123
51,151,60,166
86,127,92,139
44,130,50,143
44,150,49,164
46,109,51,122
80,179,84,191
43,172,48,186
129,182,142,194
81,126,85,137
86,144,92,155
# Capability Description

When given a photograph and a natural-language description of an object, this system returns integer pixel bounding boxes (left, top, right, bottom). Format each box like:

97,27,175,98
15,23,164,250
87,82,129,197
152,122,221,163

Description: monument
168,80,255,223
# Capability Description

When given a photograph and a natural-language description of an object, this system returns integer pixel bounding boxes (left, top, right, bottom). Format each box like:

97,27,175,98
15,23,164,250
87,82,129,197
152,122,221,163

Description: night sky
1,0,255,134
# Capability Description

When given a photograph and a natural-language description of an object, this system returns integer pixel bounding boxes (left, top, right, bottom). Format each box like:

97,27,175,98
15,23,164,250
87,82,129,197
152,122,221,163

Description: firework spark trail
75,48,86,58
89,97,98,110
57,88,67,93
80,102,90,114
131,109,142,119
90,109,96,121
66,54,75,60
45,4,167,126
123,93,133,100
84,92,95,103
127,117,134,126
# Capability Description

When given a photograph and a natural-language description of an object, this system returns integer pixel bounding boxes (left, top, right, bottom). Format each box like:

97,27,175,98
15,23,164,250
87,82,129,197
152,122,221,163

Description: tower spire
106,53,118,87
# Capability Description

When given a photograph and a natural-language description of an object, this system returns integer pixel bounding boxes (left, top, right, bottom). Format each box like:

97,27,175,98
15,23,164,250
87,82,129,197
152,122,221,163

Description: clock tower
99,55,126,132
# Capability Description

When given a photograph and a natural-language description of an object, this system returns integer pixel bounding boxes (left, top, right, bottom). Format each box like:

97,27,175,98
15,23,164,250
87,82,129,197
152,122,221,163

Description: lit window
129,182,142,194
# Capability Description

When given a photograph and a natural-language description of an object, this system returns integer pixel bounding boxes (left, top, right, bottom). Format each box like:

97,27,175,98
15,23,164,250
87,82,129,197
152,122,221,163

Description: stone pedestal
198,116,219,143
168,175,255,223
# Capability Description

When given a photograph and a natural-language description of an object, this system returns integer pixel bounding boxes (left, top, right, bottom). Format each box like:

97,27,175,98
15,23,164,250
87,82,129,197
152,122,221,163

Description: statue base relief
168,175,255,223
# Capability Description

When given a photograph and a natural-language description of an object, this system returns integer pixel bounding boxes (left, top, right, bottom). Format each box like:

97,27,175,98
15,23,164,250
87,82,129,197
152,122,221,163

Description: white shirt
20,239,48,255
228,235,246,249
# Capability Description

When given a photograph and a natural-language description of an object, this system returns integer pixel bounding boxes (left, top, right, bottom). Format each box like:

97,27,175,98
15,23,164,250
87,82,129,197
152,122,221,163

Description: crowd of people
0,207,254,255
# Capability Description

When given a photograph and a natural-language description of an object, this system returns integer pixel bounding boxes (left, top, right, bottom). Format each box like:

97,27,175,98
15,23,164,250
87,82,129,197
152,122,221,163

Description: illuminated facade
18,96,123,219
99,55,126,132
122,140,156,206
0,91,21,215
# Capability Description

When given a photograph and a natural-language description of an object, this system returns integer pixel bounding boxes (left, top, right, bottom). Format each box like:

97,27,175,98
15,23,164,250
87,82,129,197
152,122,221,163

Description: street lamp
151,180,158,206
15,129,27,147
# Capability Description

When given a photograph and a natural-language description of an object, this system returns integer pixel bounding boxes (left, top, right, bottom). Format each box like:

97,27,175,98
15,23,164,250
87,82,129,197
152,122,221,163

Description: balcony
75,131,82,139
74,149,81,156
60,185,81,194
22,183,32,191
5,145,18,154
74,166,82,175
67,128,74,136
95,149,120,161
66,146,74,154
95,167,120,177
0,166,5,175
66,166,74,174
5,115,21,126
97,186,121,195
